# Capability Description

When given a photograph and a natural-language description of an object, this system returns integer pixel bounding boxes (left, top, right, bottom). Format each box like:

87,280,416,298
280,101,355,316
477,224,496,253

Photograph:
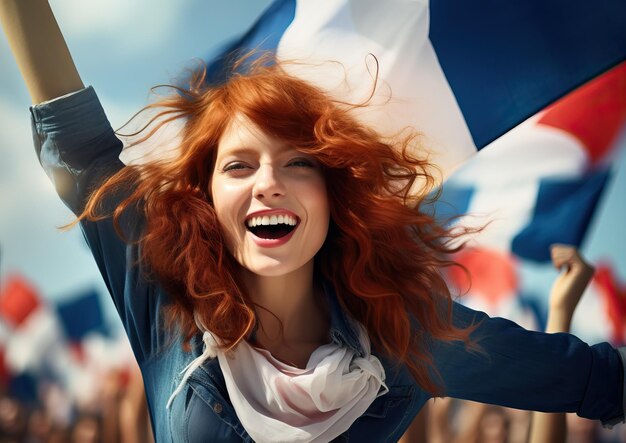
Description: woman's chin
238,255,313,279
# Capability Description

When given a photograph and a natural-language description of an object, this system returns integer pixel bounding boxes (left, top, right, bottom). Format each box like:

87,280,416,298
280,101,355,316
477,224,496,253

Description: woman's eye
287,158,315,168
222,162,250,173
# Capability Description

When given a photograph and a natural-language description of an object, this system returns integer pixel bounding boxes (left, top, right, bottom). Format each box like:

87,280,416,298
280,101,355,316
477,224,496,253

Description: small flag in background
0,275,41,328
56,289,107,343
0,274,62,374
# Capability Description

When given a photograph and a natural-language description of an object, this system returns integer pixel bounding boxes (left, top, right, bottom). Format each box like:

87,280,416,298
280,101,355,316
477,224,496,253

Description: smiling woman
2,1,626,443
78,61,466,391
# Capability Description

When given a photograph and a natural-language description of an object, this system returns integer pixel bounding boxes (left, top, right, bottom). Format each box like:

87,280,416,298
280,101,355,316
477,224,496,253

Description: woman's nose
253,164,286,200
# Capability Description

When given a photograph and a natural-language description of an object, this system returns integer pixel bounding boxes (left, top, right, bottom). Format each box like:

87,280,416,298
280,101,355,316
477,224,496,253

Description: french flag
201,0,626,179
0,274,64,375
438,63,626,262
440,64,626,339
0,274,67,404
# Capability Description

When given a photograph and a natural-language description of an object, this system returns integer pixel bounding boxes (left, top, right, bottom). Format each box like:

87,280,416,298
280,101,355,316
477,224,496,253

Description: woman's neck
241,261,330,363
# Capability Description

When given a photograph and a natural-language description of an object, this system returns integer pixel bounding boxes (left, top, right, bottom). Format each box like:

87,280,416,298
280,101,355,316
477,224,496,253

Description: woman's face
211,115,330,277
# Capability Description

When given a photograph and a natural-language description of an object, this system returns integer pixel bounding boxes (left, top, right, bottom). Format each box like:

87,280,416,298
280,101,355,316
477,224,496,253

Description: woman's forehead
217,114,294,158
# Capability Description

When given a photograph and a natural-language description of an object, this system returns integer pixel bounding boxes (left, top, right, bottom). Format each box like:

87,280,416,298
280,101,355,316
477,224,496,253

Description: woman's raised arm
0,0,83,103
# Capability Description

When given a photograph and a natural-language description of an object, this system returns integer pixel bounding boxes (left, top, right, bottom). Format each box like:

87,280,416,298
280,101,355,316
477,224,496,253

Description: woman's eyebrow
217,147,258,159
218,144,297,159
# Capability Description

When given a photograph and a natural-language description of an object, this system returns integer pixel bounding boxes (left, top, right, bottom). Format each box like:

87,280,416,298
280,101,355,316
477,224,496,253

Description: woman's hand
547,244,595,333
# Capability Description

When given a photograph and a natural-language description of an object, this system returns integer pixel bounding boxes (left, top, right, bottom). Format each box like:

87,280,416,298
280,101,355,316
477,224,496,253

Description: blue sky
0,1,624,334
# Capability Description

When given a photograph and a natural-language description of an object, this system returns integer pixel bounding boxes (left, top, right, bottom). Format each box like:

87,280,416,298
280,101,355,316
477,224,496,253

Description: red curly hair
81,60,472,395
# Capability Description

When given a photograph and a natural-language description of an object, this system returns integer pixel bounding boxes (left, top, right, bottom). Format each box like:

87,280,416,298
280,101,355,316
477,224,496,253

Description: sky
0,0,625,334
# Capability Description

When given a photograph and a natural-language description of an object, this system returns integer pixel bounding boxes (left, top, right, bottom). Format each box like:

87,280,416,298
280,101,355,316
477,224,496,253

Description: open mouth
245,214,299,240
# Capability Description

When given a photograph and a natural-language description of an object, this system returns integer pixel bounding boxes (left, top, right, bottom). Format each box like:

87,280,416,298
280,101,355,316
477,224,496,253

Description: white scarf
167,322,388,443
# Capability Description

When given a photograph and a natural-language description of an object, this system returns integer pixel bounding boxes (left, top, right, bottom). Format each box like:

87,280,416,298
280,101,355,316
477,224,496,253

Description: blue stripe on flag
202,0,625,152
511,169,611,262
203,0,295,86
429,0,626,149
427,185,475,226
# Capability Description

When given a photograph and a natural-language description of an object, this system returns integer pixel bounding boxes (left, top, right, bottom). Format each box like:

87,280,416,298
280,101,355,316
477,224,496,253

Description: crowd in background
1,248,625,443
1,376,626,442
0,361,153,443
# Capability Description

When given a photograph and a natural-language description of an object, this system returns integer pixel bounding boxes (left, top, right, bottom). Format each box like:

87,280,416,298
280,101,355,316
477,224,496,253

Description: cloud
49,0,188,54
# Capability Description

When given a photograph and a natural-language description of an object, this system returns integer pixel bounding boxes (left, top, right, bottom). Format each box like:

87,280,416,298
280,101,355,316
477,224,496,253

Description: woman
1,1,624,442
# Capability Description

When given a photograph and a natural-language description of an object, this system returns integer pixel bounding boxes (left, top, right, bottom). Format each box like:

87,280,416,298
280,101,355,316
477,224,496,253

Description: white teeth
246,214,298,228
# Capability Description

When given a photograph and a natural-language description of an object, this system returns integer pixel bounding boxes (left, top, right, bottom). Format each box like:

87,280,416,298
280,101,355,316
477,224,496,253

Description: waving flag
439,63,626,340
200,0,626,179
438,63,626,261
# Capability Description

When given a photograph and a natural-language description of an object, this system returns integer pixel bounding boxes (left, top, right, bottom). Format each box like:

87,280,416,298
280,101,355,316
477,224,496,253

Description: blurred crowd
400,399,626,443
0,362,153,443
0,248,624,443
2,374,625,442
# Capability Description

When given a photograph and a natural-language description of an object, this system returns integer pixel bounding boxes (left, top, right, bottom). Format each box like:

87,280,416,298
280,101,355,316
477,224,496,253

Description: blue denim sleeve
432,302,624,427
30,86,124,212
30,87,168,364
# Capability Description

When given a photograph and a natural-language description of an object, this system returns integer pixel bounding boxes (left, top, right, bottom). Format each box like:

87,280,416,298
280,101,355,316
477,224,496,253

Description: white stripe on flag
277,0,476,181
5,307,63,373
448,118,589,251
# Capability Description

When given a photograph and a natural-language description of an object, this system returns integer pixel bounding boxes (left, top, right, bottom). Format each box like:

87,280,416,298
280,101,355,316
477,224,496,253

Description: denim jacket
30,86,626,442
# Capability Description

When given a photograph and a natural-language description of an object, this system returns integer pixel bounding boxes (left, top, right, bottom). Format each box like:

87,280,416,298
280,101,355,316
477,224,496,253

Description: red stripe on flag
447,248,518,307
537,62,626,165
594,264,626,346
0,275,41,327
